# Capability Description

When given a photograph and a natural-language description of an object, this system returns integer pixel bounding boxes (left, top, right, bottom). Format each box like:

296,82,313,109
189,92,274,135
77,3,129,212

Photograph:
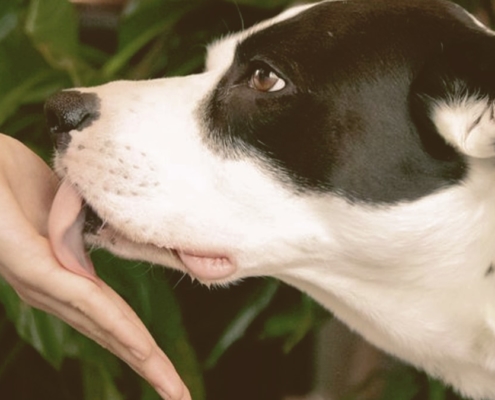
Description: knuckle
68,283,102,314
15,287,41,307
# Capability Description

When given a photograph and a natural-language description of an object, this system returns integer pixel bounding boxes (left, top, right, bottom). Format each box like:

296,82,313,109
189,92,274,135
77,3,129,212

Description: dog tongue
48,181,95,279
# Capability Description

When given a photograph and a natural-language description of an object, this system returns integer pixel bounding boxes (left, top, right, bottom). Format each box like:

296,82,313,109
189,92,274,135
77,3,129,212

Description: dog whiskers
173,272,188,289
234,2,245,31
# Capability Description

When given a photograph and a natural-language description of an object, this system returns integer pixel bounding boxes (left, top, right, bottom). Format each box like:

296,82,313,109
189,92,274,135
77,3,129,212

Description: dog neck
275,158,495,392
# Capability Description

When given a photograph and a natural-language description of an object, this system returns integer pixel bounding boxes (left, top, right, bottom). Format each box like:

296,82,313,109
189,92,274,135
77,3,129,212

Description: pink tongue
48,181,95,279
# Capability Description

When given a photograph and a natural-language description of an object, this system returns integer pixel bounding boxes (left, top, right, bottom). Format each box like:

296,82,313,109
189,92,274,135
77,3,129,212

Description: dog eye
249,67,286,92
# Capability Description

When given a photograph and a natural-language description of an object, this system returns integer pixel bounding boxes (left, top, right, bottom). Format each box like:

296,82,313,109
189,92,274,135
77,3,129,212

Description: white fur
433,96,495,158
54,4,495,399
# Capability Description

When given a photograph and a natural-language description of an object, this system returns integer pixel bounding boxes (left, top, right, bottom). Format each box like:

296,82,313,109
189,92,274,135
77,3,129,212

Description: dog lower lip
174,249,237,281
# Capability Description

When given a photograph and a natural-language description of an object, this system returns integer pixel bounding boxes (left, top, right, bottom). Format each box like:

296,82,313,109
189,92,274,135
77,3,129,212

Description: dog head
46,0,495,282
45,1,495,397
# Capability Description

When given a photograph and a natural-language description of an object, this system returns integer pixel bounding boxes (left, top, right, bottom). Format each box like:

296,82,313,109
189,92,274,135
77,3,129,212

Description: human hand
0,134,190,400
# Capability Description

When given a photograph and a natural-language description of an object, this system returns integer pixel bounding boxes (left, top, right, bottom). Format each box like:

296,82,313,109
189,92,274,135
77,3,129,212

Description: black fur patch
201,0,495,203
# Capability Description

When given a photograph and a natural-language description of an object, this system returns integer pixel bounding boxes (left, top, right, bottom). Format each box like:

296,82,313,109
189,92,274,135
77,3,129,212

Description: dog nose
44,91,100,150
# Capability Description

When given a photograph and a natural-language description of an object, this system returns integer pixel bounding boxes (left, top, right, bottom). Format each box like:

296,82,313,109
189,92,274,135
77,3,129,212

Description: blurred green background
0,0,490,399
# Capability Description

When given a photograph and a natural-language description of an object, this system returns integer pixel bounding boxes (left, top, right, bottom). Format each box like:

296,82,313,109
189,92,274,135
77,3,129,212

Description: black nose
44,91,100,150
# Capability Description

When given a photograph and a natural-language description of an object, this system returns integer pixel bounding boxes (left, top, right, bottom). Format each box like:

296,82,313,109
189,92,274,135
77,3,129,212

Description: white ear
432,96,495,158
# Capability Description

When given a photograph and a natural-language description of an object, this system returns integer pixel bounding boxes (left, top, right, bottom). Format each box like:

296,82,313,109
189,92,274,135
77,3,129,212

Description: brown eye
249,67,286,92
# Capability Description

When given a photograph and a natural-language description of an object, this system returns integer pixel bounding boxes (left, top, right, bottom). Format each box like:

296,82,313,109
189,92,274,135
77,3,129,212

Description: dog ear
412,33,495,159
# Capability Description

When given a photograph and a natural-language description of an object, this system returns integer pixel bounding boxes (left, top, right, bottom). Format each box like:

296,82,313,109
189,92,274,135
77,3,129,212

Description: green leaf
204,279,279,370
0,14,63,126
0,278,71,369
428,377,448,400
260,293,326,353
379,367,420,400
24,0,91,85
25,0,78,56
82,361,124,400
0,3,19,41
0,68,64,127
103,1,192,78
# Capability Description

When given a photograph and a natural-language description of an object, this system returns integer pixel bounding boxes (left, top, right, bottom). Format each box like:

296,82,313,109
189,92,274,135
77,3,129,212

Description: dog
44,0,495,398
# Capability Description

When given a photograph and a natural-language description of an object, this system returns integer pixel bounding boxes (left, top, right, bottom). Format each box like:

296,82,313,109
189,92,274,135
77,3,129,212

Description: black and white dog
45,0,495,398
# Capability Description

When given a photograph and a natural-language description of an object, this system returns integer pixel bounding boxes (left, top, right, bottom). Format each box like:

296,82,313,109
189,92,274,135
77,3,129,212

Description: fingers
0,230,184,394
4,240,190,400
68,295,189,400
72,280,192,400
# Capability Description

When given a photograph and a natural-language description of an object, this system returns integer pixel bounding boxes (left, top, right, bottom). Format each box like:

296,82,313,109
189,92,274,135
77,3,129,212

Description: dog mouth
48,180,237,282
